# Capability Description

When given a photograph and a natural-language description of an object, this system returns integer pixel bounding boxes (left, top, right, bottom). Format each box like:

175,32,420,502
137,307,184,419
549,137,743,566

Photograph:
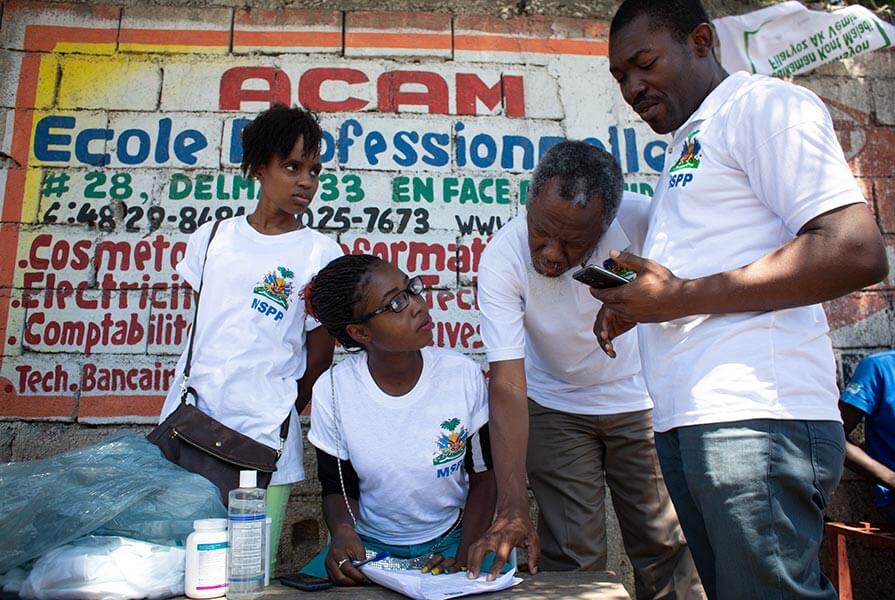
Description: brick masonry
0,1,893,597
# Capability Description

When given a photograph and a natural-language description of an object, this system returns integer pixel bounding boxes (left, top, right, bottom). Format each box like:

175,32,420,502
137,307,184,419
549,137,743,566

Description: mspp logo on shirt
433,417,468,478
668,130,702,189
249,266,295,321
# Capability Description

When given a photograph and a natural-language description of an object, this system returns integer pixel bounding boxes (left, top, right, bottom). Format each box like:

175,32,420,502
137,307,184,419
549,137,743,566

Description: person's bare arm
297,327,335,413
457,470,497,562
839,401,895,489
466,359,540,580
321,494,367,585
592,203,887,333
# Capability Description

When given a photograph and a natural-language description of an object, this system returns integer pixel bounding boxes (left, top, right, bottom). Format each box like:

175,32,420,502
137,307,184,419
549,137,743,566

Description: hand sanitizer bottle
226,471,266,599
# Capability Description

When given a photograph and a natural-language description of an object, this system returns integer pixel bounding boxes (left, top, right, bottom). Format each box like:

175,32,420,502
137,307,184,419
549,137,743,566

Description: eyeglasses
353,276,426,323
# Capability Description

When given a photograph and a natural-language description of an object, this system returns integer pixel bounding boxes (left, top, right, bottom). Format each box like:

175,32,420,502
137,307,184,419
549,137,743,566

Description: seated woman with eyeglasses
298,254,498,585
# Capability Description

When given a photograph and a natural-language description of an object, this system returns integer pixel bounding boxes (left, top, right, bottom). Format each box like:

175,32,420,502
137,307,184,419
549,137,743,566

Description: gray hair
529,140,624,229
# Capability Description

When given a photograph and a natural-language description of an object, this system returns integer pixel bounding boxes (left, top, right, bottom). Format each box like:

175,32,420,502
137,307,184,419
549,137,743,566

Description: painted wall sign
0,2,892,422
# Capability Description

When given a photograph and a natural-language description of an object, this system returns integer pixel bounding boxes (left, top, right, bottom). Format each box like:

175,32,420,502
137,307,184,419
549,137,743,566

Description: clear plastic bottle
226,471,266,600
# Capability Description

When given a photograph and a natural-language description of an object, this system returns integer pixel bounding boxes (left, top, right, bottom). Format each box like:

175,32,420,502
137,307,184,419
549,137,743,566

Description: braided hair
303,254,382,350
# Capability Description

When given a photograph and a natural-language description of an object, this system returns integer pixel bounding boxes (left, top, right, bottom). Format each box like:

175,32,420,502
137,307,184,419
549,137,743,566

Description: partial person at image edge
840,349,895,524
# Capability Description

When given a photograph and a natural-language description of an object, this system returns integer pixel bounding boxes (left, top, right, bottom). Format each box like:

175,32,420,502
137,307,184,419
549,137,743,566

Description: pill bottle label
195,542,227,591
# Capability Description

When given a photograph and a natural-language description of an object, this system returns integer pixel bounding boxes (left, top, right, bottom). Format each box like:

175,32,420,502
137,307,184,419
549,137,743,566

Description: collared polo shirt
479,193,653,415
638,71,865,432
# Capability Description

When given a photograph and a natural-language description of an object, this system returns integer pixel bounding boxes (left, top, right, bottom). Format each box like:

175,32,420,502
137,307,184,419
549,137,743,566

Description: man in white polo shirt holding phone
595,1,890,598
466,141,700,600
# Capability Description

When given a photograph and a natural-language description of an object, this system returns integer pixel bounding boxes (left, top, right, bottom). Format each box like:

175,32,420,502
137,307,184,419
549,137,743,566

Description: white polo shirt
639,71,865,432
478,193,652,415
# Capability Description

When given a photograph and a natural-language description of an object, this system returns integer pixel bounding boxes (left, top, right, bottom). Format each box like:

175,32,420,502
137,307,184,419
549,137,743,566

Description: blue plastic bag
0,433,225,573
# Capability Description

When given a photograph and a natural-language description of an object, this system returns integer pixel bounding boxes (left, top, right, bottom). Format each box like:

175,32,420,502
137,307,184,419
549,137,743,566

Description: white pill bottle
185,518,229,599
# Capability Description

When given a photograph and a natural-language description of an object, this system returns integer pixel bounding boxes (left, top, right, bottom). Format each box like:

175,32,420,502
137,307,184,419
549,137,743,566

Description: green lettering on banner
319,173,338,201
443,177,460,203
169,173,191,200
495,179,511,205
414,177,435,203
216,175,231,200
232,176,254,200
194,174,213,200
391,176,517,205
343,174,365,203
816,37,842,61
519,180,530,205
167,173,259,201
623,181,655,197
393,176,410,203
459,178,478,204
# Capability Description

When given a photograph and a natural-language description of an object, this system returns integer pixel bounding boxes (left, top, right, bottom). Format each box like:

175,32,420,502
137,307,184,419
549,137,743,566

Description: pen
352,550,391,568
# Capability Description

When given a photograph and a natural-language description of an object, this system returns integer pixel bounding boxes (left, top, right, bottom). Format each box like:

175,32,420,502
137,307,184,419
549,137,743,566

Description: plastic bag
0,433,225,573
18,536,185,600
0,566,29,595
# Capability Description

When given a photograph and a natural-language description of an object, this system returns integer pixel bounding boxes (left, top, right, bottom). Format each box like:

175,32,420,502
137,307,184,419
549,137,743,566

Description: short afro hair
529,140,623,230
240,104,323,178
611,0,711,43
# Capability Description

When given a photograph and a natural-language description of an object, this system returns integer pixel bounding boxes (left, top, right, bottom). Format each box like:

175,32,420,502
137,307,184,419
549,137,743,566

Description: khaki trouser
526,401,702,600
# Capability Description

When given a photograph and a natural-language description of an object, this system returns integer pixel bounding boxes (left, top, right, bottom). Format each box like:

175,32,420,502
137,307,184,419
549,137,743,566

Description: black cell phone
572,265,631,289
279,573,334,591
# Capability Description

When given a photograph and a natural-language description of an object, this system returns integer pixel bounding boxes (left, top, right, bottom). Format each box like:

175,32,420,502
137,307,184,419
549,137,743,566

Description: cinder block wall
0,1,892,597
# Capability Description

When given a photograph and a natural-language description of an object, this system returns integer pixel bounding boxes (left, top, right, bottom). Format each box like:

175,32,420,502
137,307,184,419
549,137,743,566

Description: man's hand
593,304,636,358
325,526,367,586
466,510,540,581
589,250,688,324
593,205,888,322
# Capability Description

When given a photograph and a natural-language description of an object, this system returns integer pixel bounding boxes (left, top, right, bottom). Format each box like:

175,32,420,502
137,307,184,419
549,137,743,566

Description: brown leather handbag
147,219,289,504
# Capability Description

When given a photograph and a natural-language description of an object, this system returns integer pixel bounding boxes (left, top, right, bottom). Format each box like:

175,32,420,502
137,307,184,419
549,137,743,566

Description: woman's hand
422,553,465,575
325,526,367,585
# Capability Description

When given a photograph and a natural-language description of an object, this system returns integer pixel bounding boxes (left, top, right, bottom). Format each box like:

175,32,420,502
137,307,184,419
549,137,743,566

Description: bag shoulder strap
180,218,222,400
330,367,359,528
179,217,291,454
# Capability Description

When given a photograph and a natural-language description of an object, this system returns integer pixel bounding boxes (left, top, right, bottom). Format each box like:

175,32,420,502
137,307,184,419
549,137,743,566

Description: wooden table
825,521,895,600
187,571,631,599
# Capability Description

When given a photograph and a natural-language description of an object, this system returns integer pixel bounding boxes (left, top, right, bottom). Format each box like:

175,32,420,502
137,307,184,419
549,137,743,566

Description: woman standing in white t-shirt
158,105,343,572
298,255,499,585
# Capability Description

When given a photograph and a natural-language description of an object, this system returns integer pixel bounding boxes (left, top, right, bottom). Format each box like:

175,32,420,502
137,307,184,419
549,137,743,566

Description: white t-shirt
160,217,343,484
639,71,865,432
478,193,652,415
308,347,489,545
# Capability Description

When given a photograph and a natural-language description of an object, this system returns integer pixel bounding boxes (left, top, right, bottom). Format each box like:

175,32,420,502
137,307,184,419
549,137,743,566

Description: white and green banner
714,1,895,77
